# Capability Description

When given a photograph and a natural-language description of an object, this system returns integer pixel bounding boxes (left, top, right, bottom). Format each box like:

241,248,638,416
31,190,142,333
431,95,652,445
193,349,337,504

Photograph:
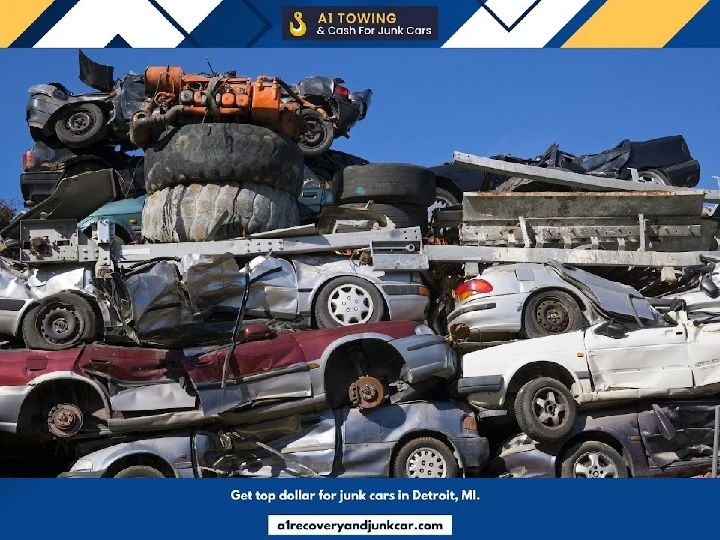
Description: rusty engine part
130,67,324,148
47,403,84,438
349,376,385,409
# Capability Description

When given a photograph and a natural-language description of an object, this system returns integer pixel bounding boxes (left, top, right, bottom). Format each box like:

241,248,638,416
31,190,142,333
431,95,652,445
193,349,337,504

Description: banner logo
289,11,308,37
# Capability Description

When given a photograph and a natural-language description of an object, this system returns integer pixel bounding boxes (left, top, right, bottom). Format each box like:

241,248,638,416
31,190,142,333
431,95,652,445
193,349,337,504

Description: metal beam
452,152,720,203
425,244,720,268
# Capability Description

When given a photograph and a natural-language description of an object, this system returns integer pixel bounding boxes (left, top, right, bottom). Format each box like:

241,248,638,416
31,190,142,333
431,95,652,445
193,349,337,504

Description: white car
458,291,720,444
447,262,658,342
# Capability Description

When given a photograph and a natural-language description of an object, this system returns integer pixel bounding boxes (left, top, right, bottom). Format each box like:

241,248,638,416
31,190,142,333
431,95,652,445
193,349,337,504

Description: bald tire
141,182,300,243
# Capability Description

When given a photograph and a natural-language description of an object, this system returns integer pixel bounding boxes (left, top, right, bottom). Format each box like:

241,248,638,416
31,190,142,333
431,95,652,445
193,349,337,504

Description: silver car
447,262,658,343
60,401,488,479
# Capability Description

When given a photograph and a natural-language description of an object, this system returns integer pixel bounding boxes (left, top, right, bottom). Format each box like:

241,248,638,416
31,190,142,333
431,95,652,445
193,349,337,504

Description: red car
0,321,456,442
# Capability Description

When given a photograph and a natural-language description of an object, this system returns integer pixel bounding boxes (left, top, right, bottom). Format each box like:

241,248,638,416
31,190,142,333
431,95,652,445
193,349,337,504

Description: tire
560,441,628,478
335,164,436,207
514,377,576,443
340,203,429,235
141,182,300,243
428,187,460,223
144,124,305,197
113,465,166,478
393,437,459,478
298,109,335,157
495,177,574,193
314,276,386,329
54,104,108,149
22,293,98,351
522,290,584,339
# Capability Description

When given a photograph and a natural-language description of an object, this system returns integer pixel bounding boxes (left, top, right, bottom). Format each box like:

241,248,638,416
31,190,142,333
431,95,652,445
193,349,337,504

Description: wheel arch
17,372,111,433
505,361,581,406
520,286,591,334
101,452,178,478
388,430,462,477
554,430,635,478
434,176,463,203
17,290,107,339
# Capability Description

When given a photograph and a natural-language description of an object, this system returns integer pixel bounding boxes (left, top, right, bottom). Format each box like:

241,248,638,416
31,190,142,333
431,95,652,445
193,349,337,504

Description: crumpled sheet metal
124,254,295,337
0,256,96,303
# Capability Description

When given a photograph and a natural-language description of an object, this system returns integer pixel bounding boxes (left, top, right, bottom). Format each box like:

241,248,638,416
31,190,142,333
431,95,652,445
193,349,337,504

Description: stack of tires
141,124,304,242
333,164,437,235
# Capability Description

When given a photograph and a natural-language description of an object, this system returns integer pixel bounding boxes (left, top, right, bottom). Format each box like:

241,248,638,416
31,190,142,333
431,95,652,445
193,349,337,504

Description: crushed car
447,262,658,344
27,51,147,150
0,320,456,443
289,76,372,156
457,268,720,444
486,399,720,479
60,401,486,478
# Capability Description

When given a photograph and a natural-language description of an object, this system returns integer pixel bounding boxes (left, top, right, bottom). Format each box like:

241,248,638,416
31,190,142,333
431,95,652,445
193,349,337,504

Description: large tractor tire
141,182,300,243
144,124,305,197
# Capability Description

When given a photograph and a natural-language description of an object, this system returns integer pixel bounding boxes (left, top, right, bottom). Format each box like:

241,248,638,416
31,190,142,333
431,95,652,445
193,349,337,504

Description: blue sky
1,48,719,201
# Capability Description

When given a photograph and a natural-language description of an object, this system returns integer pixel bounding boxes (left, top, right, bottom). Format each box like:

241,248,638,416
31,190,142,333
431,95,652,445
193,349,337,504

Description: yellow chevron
563,0,710,48
1,1,55,47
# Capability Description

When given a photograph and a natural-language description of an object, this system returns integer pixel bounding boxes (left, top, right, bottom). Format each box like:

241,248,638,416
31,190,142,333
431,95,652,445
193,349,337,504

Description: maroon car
0,321,456,442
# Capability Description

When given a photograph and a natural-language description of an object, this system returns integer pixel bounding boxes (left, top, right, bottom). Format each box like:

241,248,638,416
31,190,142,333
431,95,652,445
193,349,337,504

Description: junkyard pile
0,51,718,479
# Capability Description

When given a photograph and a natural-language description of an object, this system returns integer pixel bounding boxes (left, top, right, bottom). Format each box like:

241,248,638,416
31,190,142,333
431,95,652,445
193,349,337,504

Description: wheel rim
573,451,619,478
427,194,454,223
327,284,374,325
39,303,83,344
300,116,328,148
531,386,569,430
405,447,448,478
638,171,668,186
66,111,95,136
534,297,573,334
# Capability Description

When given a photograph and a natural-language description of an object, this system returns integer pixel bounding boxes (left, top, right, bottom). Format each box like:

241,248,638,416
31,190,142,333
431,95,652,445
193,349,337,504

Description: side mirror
243,323,277,342
595,321,627,339
700,274,720,299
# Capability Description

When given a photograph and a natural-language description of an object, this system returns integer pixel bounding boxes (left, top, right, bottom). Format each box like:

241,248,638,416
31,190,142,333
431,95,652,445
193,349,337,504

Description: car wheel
298,109,335,157
560,441,628,478
113,465,166,478
522,290,583,339
21,293,99,351
314,276,385,328
54,104,108,149
514,377,576,443
393,437,459,478
637,169,669,186
427,187,459,223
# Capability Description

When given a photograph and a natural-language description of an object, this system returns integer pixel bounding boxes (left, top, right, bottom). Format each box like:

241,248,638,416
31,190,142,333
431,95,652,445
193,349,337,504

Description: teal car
78,194,146,242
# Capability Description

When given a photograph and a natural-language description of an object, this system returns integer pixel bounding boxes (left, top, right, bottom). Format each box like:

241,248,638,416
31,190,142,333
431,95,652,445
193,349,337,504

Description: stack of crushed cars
0,51,718,480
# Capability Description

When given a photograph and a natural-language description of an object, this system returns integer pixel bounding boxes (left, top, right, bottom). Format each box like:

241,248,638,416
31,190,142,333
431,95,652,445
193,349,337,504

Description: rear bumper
381,286,430,323
450,436,490,473
20,170,63,203
447,293,525,336
27,95,62,132
0,385,32,434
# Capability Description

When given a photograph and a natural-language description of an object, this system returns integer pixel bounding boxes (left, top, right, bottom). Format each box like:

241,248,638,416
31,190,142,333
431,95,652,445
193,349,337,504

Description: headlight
71,458,94,472
414,324,435,336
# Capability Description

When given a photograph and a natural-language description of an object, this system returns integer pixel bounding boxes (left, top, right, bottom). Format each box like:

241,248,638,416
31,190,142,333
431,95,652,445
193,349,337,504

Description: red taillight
334,85,350,99
23,149,35,171
454,279,493,302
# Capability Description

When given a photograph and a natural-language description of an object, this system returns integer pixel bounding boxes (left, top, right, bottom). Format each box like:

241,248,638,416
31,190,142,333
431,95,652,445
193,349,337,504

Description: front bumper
0,385,32,434
58,470,106,479
450,436,490,473
20,170,63,203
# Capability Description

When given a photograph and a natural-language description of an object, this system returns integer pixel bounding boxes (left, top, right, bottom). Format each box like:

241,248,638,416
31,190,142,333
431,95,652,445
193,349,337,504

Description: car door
583,323,692,393
76,344,197,413
687,321,720,387
184,332,313,416
638,401,716,477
